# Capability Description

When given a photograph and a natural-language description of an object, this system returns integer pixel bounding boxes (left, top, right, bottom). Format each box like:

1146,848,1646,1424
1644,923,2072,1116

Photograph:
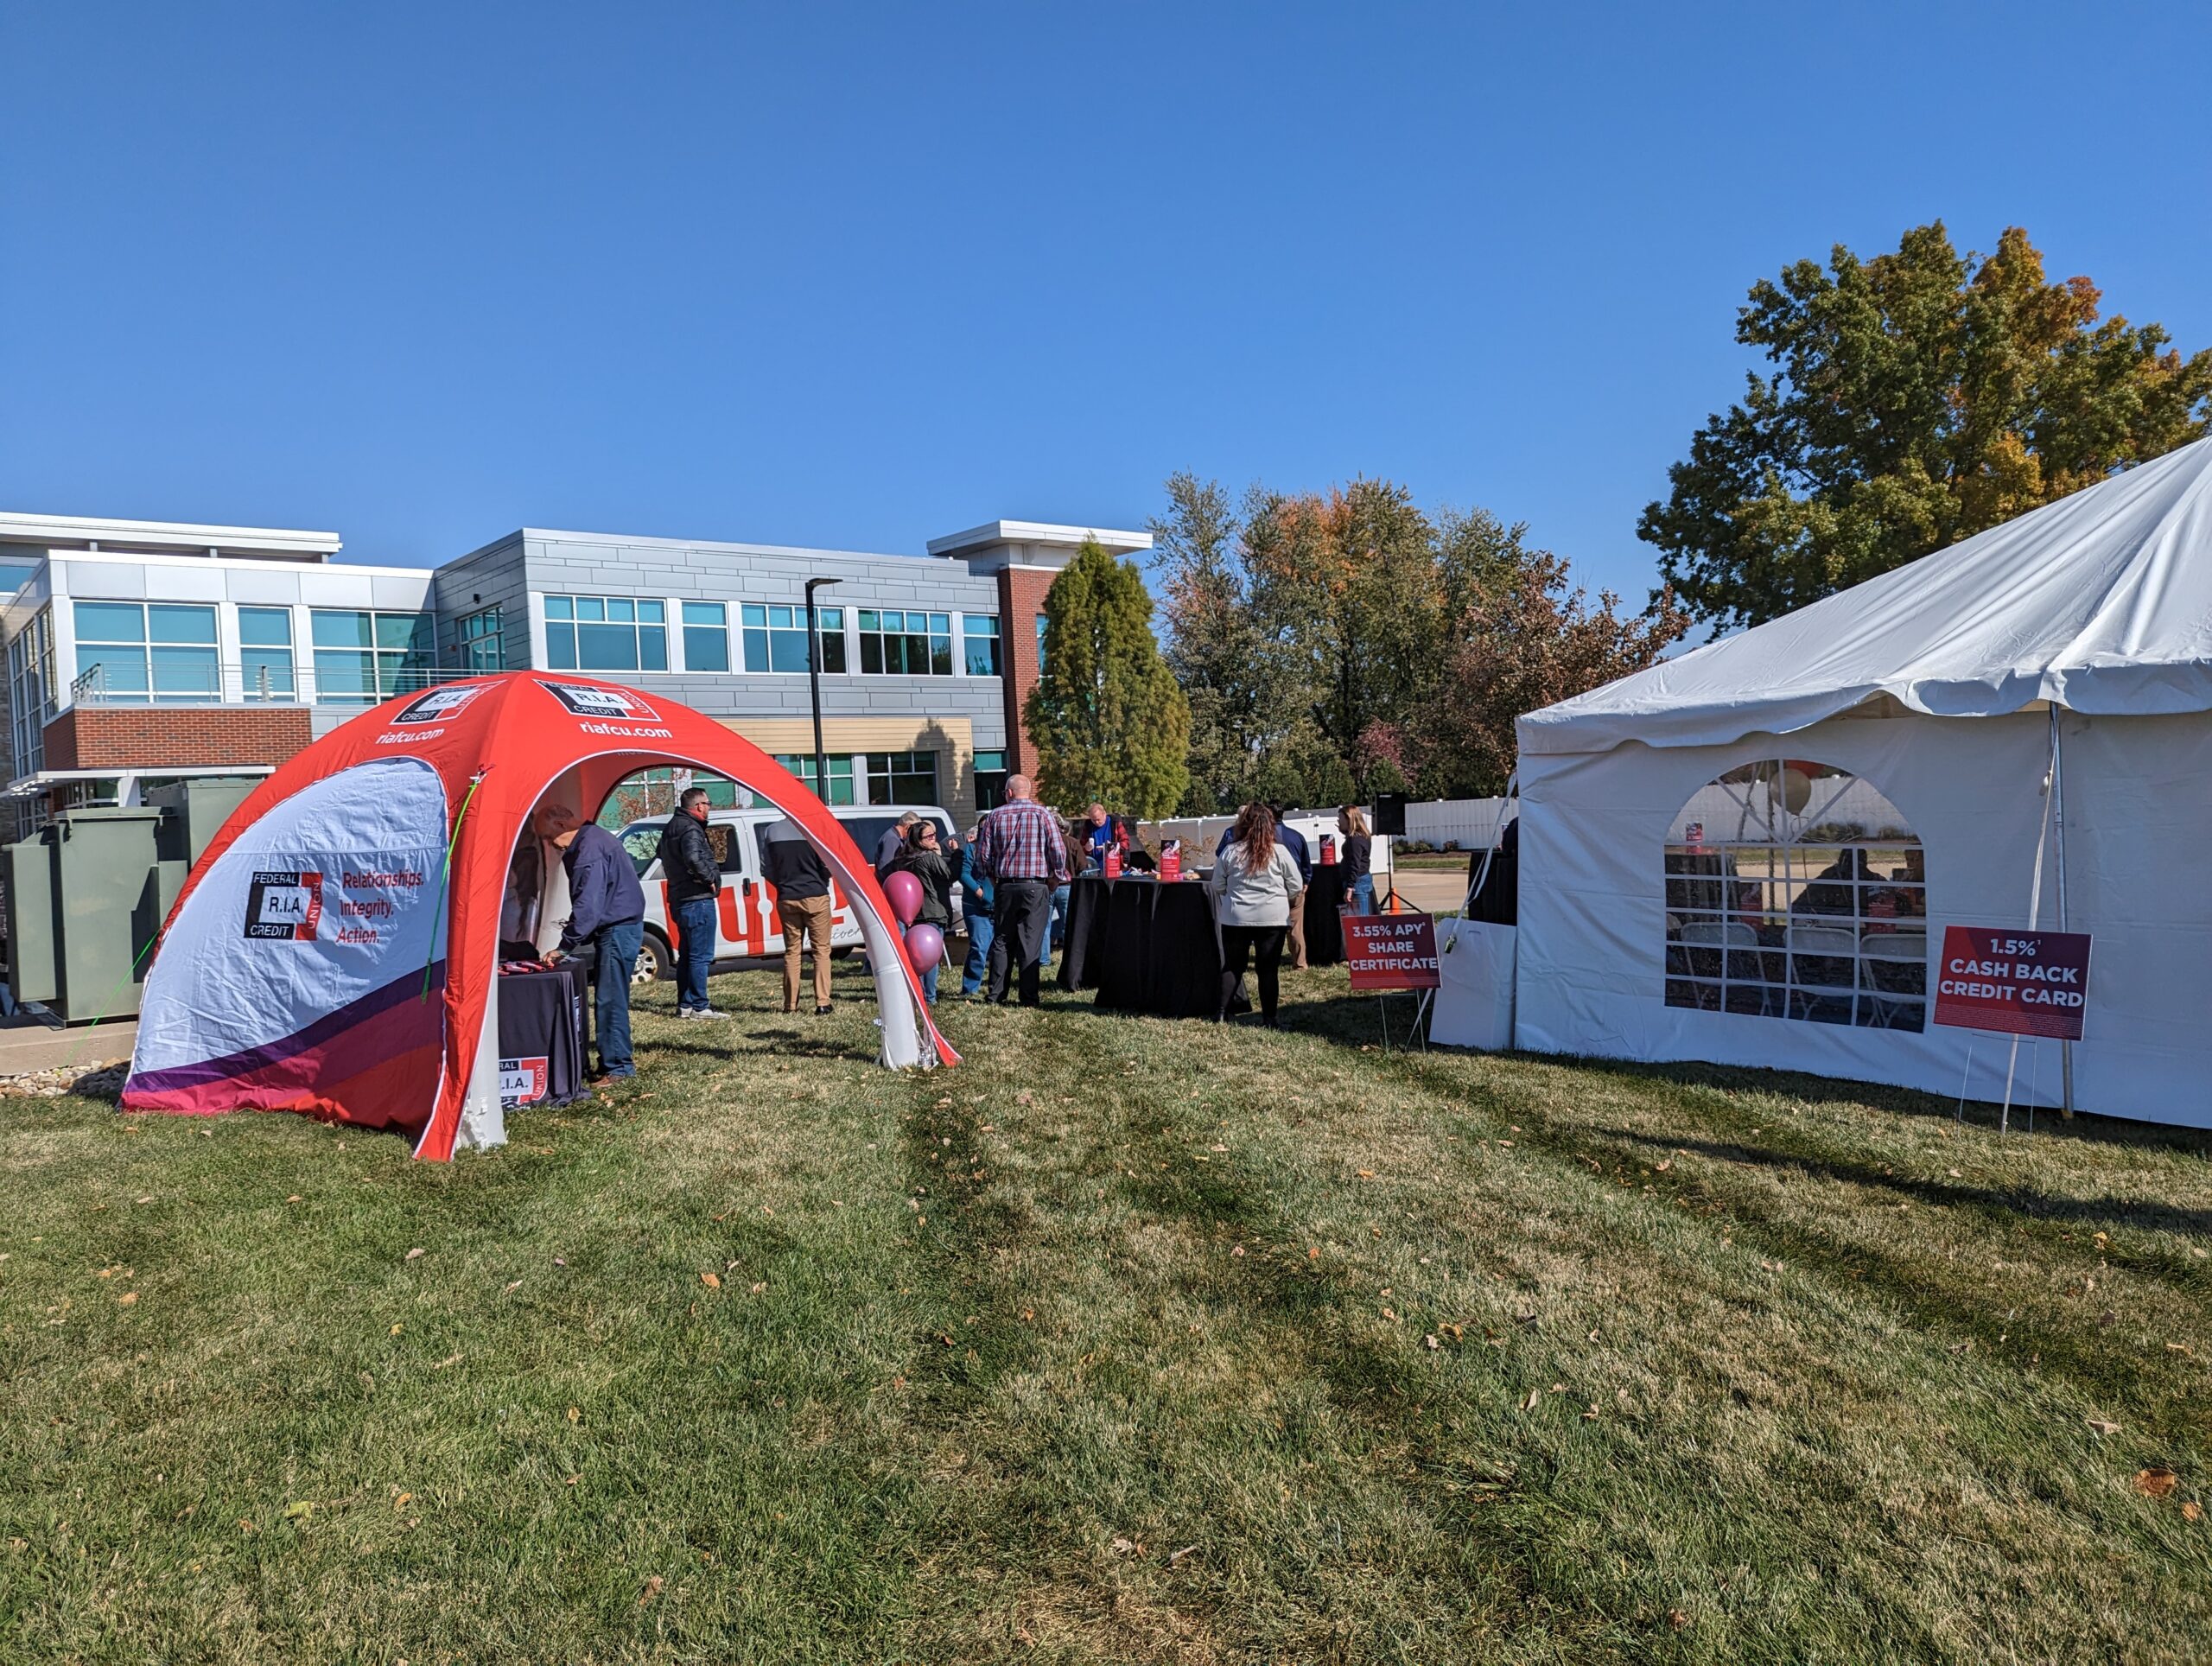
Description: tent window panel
1662,758,1925,1034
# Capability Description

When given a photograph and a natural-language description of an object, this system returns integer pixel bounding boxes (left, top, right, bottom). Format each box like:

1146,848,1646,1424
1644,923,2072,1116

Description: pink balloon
884,870,923,926
905,922,945,973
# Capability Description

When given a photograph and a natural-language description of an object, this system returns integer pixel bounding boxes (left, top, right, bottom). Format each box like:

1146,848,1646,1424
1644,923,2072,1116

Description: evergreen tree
1026,539,1192,817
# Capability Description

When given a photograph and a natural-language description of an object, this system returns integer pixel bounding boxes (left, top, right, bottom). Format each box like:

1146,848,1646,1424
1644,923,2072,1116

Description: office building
0,509,1149,835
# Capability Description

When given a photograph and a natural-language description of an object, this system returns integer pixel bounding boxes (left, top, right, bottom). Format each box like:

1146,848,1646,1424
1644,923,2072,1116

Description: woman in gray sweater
1205,802,1306,1027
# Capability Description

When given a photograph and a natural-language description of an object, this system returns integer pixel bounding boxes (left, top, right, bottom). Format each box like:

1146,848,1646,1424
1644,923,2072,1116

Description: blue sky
3,3,2207,601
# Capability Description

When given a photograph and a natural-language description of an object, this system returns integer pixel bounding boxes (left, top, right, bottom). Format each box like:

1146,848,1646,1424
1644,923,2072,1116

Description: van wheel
634,932,671,984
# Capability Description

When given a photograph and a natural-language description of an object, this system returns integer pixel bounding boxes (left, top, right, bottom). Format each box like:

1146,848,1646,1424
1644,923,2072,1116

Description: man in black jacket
761,815,836,1014
653,787,727,1020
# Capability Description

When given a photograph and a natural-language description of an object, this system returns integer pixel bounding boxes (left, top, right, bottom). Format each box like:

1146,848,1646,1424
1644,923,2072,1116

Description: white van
614,804,961,982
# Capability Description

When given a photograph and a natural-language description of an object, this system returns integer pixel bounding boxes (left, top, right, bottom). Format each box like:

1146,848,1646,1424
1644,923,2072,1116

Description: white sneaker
689,1006,733,1021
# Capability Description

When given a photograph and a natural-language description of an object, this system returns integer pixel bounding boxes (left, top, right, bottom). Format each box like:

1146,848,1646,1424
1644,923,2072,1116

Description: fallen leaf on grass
1669,1608,1690,1630
389,1323,403,1336
504,1281,522,1294
700,1271,721,1290
2135,1468,2179,1498
1582,1403,1599,1420
404,1248,425,1261
1655,1160,1672,1173
1110,1536,1143,1556
1424,1334,1440,1351
394,1492,412,1510
434,1353,461,1370
1357,1169,1376,1180
566,1406,581,1423
2085,1417,2120,1436
116,1292,138,1307
638,1575,664,1605
749,1281,766,1294
1167,1544,1198,1566
2184,1502,2203,1523
283,1501,313,1522
1521,1388,1540,1412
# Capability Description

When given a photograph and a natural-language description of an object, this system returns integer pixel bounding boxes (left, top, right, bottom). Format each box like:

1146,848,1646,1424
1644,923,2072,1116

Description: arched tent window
1663,760,1927,1031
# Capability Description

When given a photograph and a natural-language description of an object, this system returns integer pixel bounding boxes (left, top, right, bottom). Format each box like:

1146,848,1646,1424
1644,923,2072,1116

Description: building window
857,609,952,676
454,606,504,672
1035,614,1048,675
1663,760,1926,1032
773,752,857,806
681,601,729,672
963,614,1001,677
7,607,54,779
973,747,1008,811
870,749,939,804
311,609,435,705
72,601,220,705
543,595,667,673
743,604,845,674
238,607,297,701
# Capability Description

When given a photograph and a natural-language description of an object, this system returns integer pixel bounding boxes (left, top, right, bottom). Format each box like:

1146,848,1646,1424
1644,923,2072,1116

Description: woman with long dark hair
1205,801,1306,1027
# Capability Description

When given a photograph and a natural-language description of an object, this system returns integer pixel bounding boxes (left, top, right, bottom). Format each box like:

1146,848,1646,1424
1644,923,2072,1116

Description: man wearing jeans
652,786,728,1020
976,773,1071,1007
543,806,647,1084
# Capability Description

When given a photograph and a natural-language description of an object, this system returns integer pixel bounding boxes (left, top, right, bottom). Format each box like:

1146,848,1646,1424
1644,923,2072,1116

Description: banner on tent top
1932,925,2092,1040
1343,912,1441,990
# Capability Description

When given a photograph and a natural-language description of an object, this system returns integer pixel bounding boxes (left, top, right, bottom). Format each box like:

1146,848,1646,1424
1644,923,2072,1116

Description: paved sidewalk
0,1017,136,1077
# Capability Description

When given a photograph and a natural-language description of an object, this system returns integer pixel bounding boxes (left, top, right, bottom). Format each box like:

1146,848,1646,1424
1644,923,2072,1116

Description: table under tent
1510,434,2212,1129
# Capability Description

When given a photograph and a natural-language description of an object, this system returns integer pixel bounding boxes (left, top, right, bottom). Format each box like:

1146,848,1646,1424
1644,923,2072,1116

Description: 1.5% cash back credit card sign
1932,925,2092,1040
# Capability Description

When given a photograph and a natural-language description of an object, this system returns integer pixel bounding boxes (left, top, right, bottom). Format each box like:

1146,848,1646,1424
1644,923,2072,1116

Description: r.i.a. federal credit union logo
243,871,323,940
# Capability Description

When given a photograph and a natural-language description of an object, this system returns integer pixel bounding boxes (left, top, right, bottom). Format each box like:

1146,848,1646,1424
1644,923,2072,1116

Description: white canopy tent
1512,436,2212,1127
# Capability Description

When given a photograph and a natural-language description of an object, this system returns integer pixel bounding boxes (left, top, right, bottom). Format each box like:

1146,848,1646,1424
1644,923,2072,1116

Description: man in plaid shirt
975,773,1071,1006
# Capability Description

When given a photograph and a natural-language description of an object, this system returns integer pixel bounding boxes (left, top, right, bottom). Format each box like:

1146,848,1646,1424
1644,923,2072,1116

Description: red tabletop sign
1932,925,2092,1040
1342,912,1440,990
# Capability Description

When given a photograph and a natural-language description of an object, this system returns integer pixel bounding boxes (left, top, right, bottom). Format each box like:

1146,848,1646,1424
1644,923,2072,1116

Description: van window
709,820,747,874
620,820,665,875
841,815,896,864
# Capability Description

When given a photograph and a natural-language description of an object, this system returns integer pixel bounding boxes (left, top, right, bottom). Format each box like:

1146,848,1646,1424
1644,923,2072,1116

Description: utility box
4,777,257,1024
7,809,166,1023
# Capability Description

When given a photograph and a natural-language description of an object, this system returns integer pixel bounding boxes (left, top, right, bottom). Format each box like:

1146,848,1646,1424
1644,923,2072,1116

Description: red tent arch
121,672,957,1160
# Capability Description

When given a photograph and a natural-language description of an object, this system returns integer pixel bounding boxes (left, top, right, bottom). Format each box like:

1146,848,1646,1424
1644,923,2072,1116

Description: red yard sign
1342,912,1441,990
1933,925,2093,1040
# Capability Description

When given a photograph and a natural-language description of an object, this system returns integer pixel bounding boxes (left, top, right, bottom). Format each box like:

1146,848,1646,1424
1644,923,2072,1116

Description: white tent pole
2051,705,2074,1119
2001,714,2059,1133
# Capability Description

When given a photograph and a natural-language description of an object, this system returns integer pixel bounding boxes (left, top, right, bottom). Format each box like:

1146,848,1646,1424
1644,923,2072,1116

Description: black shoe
814,1003,834,1015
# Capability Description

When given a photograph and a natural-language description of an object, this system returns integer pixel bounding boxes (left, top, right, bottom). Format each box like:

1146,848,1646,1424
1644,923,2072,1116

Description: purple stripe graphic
127,963,447,1096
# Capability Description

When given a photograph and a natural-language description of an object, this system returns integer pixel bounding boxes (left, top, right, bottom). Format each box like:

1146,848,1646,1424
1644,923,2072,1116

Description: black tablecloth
1059,874,1230,1017
497,960,590,1110
1303,864,1347,965
1465,849,1519,926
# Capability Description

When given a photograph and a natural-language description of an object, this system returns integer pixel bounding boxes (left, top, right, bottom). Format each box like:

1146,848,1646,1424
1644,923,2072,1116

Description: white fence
1399,797,1516,850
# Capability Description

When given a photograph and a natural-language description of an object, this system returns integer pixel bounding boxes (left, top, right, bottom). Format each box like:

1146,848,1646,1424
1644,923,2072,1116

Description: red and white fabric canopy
121,672,955,1159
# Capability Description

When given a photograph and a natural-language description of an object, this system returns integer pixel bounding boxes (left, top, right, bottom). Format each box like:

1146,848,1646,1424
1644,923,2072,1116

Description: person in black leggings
1205,801,1306,1027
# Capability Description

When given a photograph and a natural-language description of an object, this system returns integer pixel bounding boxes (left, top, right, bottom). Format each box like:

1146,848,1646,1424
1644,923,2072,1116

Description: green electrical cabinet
4,777,257,1025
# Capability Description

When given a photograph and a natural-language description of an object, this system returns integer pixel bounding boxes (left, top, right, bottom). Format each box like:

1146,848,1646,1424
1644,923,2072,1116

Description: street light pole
804,576,841,804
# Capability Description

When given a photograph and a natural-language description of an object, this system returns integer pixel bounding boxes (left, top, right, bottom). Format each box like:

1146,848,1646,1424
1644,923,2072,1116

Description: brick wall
43,706,315,772
997,567,1057,777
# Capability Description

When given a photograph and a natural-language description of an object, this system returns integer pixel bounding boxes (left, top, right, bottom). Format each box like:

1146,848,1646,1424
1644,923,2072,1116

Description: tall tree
1411,550,1688,797
1640,223,2212,629
1025,539,1192,817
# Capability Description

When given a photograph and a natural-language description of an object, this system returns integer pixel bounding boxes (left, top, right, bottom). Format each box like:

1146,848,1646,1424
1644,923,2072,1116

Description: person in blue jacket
955,825,995,998
543,804,647,1084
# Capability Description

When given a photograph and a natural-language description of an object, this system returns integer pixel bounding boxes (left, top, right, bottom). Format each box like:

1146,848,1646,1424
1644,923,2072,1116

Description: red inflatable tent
120,672,956,1159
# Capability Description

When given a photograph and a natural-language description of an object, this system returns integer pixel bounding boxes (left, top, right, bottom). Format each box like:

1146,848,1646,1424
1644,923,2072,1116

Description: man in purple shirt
975,773,1071,1006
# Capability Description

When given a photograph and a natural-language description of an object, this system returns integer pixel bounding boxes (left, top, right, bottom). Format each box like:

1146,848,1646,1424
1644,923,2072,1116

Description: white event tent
1512,435,2212,1127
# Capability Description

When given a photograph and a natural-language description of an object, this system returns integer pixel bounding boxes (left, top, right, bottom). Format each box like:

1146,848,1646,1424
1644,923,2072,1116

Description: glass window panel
312,610,373,648
151,645,220,701
576,623,638,671
771,606,797,630
858,609,880,633
769,630,811,675
242,647,296,700
819,607,843,631
639,600,664,624
683,624,729,672
544,595,573,620
929,614,949,634
78,646,149,699
741,603,766,627
607,597,634,622
859,635,883,675
818,631,845,674
547,623,577,668
149,604,218,645
639,626,667,671
314,651,378,703
575,597,605,622
683,601,724,626
76,602,148,643
238,606,292,646
741,628,768,671
375,613,427,652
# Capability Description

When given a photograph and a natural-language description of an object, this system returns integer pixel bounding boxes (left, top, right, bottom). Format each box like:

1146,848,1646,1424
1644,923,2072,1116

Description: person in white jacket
1205,801,1306,1027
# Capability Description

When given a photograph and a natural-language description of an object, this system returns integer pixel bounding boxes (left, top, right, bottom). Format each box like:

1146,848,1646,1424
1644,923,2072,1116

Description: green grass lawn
4,964,2209,1663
